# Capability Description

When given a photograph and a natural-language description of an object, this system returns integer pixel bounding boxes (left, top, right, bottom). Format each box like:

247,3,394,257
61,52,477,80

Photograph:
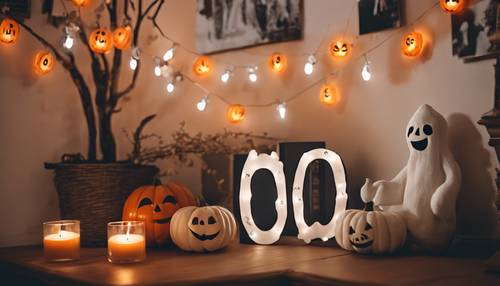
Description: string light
163,46,175,62
361,55,371,81
166,81,175,94
304,55,316,76
276,103,287,119
153,57,162,77
220,68,233,83
129,57,138,71
197,96,208,111
248,67,258,83
62,34,74,49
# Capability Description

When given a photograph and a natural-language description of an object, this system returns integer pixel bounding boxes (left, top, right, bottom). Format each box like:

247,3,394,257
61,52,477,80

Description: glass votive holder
43,220,80,262
107,221,146,264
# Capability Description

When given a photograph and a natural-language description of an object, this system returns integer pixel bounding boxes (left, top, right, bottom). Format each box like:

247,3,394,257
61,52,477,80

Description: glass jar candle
107,221,146,264
43,220,80,262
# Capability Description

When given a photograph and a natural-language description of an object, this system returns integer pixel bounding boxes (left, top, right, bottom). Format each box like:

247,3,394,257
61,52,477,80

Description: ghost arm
371,166,407,206
430,154,461,221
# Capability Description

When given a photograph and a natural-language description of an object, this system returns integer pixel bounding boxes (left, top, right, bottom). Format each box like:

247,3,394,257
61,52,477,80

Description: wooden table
0,239,498,286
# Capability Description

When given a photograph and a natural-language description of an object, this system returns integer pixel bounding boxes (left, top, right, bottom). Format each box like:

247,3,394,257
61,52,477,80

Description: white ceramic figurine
361,104,461,252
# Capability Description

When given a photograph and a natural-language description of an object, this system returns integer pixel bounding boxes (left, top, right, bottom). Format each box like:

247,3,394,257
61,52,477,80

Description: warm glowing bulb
166,82,175,94
197,97,208,111
163,47,175,62
221,69,232,83
63,34,74,49
129,58,138,70
248,68,258,82
277,103,287,119
361,63,371,81
154,65,161,77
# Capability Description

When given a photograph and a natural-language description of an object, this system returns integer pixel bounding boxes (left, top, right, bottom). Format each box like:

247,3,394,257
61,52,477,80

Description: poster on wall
358,0,401,35
196,0,303,54
452,0,500,61
0,0,30,18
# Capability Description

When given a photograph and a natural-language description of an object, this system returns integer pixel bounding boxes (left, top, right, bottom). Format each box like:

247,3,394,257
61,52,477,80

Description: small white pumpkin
170,206,237,252
335,202,407,254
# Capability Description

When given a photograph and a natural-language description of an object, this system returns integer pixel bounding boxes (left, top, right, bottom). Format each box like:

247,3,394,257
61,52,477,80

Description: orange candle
43,220,80,262
107,221,146,263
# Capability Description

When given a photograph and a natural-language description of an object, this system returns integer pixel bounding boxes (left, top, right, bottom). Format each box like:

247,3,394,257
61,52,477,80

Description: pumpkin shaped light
88,28,113,54
193,56,212,76
170,206,237,252
335,202,407,255
330,40,350,58
72,0,91,7
226,104,245,124
0,18,20,44
269,52,287,73
122,182,197,247
440,0,466,14
34,52,55,75
319,84,340,106
402,31,424,57
112,26,132,50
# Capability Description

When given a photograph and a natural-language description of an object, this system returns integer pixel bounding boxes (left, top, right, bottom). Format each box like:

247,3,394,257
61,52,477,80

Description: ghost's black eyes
349,226,355,235
407,126,414,137
365,223,372,231
423,124,433,136
192,217,199,225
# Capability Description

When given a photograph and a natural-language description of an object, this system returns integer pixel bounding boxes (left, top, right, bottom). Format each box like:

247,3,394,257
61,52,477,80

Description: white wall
0,0,497,246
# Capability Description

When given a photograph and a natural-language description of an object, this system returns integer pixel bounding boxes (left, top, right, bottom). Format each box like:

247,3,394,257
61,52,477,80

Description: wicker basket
46,163,159,246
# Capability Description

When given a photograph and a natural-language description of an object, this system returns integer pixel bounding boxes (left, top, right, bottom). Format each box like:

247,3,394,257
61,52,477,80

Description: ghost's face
407,123,433,151
405,105,445,154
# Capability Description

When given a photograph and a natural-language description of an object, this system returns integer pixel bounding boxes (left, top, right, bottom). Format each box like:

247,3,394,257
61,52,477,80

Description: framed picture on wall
358,0,401,35
0,0,31,18
452,0,500,62
196,0,303,54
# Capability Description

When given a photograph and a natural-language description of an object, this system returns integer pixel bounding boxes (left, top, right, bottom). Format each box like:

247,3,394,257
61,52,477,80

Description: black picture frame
358,0,402,35
0,0,31,19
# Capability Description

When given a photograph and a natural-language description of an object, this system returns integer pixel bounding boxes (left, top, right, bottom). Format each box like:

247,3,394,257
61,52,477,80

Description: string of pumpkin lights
0,0,463,124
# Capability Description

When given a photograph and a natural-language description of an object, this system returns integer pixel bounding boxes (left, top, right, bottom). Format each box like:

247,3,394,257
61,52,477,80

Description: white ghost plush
361,104,461,252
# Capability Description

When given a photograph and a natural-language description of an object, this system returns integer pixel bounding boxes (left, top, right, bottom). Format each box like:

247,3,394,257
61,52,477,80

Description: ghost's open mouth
411,138,428,151
350,240,374,249
190,230,220,241
154,217,172,224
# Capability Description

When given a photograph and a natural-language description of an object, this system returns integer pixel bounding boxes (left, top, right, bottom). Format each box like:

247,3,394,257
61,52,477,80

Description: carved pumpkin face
269,52,287,73
72,0,91,7
0,18,20,44
330,40,350,58
170,206,237,252
89,28,113,54
402,32,423,57
34,52,55,75
193,56,212,76
440,0,466,13
226,104,245,124
319,84,340,106
112,26,132,50
122,182,196,247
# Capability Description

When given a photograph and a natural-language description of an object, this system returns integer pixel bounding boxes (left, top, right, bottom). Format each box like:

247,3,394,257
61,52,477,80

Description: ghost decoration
361,104,461,252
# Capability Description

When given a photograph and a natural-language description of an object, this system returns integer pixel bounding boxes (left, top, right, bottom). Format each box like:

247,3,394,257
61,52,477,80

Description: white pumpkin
170,206,237,252
335,202,407,254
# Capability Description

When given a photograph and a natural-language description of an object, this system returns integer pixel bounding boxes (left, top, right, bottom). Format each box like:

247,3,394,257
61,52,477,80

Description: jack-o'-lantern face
440,0,466,13
330,40,350,58
34,52,55,75
402,32,423,57
269,52,287,73
89,28,113,54
227,104,245,124
319,84,340,106
349,221,374,254
193,56,212,76
112,26,132,50
188,209,220,242
0,18,20,44
122,183,196,246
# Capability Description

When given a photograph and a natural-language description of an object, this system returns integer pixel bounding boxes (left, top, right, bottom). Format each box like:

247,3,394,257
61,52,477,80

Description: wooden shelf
0,239,498,285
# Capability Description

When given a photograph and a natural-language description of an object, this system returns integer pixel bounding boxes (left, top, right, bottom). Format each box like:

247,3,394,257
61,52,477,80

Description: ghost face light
239,150,287,245
293,149,348,243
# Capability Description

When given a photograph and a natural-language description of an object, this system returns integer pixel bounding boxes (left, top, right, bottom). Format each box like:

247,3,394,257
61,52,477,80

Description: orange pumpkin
439,0,466,14
88,28,113,54
402,32,423,57
122,182,197,247
330,40,350,58
0,18,20,44
269,52,287,73
33,52,55,75
112,26,132,50
226,104,245,124
320,84,340,106
72,0,91,7
193,56,212,76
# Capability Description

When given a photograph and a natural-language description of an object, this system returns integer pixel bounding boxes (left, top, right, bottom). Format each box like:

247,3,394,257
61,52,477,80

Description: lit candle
107,221,145,263
43,220,80,262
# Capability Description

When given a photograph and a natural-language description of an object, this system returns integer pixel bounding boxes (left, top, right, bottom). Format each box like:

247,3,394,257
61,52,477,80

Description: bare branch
148,0,166,38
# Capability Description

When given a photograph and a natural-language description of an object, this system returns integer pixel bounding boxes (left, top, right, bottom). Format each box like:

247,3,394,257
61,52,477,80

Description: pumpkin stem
364,201,374,211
